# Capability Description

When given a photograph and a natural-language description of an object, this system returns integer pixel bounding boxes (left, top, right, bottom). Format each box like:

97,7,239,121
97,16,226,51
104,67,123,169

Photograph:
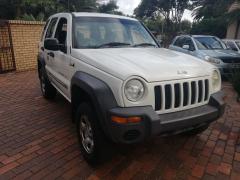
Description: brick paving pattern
0,71,240,180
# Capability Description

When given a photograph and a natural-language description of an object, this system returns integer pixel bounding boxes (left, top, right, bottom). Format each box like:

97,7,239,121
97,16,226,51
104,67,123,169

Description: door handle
48,52,54,58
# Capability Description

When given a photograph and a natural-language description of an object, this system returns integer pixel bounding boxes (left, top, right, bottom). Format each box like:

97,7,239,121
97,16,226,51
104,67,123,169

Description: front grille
220,57,240,64
154,79,210,111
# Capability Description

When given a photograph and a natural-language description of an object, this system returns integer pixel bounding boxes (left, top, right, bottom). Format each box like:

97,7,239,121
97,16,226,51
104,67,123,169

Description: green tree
190,0,240,38
180,20,192,34
58,0,97,12
98,0,117,13
134,0,191,46
0,0,61,20
191,0,233,20
135,0,191,24
142,16,164,33
0,0,124,20
191,18,227,38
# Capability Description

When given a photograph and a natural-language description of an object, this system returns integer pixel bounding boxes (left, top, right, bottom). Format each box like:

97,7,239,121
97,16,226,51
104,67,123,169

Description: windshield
194,36,225,50
73,17,157,49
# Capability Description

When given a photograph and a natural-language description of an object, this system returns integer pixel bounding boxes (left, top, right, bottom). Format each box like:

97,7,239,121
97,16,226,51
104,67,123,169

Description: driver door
43,17,58,79
51,16,71,100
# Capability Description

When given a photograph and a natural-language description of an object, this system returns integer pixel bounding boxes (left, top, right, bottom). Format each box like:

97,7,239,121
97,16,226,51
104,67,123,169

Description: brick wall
9,20,45,71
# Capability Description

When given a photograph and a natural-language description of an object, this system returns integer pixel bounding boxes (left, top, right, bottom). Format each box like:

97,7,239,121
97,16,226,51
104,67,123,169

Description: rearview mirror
44,38,60,51
182,44,190,50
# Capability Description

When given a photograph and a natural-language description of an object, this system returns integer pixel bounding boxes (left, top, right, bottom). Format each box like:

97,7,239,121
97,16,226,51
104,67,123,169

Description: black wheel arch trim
71,71,118,137
37,54,46,78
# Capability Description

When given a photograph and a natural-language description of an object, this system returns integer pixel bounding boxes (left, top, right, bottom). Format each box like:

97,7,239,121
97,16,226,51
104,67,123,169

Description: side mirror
44,38,60,51
182,44,190,50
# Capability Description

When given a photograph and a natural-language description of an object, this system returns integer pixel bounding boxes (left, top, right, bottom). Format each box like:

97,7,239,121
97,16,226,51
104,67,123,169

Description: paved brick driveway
0,71,240,180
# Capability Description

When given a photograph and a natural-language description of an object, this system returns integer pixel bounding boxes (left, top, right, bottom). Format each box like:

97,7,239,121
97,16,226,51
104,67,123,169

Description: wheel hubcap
79,115,94,154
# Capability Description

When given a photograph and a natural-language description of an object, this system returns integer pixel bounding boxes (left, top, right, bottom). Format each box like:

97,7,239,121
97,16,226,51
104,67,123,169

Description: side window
41,19,50,41
183,37,195,51
174,37,184,47
45,18,58,39
54,18,68,46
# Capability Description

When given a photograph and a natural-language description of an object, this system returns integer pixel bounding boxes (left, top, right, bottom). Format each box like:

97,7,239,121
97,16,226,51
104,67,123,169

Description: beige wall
9,20,45,71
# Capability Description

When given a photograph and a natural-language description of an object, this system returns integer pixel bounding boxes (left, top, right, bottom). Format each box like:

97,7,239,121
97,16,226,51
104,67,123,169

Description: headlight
124,79,145,102
212,70,221,92
204,56,221,65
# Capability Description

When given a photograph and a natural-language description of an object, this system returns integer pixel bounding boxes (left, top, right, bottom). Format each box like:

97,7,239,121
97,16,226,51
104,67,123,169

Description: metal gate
0,20,15,73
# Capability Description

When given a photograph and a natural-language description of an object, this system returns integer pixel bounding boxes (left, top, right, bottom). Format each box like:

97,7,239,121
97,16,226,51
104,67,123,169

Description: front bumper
108,91,225,144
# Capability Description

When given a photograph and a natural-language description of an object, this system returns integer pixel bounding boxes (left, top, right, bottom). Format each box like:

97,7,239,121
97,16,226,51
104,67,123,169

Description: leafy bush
190,18,227,38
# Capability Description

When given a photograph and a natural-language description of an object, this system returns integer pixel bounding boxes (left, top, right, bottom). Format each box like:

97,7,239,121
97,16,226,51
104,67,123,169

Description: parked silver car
223,39,240,53
169,35,240,76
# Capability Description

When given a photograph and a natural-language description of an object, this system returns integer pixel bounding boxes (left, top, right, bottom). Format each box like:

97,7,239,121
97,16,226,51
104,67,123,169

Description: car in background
223,39,240,53
169,35,240,76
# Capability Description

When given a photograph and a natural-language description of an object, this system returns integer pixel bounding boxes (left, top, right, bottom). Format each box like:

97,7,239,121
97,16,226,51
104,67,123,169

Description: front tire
76,103,110,165
39,68,56,100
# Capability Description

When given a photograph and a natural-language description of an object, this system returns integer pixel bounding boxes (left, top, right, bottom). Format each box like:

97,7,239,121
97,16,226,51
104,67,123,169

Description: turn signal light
111,116,142,124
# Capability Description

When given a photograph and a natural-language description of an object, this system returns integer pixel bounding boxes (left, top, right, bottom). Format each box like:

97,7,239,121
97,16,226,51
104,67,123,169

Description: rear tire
39,68,56,100
76,102,111,165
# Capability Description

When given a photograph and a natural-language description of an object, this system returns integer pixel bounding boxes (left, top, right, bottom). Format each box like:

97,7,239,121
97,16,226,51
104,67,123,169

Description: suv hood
72,48,214,82
199,49,240,59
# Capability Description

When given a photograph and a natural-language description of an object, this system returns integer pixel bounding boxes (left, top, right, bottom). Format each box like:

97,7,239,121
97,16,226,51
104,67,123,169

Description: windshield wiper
96,42,131,48
132,43,157,47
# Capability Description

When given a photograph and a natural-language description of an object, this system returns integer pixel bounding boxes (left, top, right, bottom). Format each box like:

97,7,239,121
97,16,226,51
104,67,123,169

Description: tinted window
73,17,157,49
54,18,67,45
45,18,58,39
174,37,184,47
183,37,195,51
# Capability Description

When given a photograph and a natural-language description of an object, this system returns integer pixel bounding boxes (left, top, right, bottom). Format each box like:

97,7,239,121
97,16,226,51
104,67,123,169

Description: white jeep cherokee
38,12,225,164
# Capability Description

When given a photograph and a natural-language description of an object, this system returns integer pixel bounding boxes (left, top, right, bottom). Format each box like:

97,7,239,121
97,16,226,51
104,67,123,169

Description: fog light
111,116,142,124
